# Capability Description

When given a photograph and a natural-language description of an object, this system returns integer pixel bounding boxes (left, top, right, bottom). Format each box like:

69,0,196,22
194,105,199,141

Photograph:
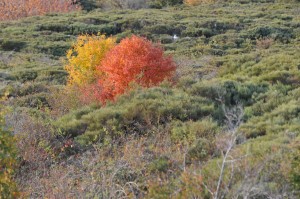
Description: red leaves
93,35,176,104
65,35,176,104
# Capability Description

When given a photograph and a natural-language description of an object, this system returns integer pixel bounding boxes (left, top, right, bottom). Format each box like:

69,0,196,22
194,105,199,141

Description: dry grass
0,0,81,21
184,0,216,6
256,38,274,49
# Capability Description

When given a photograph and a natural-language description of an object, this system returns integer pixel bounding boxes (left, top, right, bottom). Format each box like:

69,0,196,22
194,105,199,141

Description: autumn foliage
65,35,176,104
95,35,176,102
0,0,81,21
65,34,116,87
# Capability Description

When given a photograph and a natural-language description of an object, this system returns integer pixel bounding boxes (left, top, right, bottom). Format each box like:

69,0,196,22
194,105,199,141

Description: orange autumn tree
0,0,81,21
93,35,176,103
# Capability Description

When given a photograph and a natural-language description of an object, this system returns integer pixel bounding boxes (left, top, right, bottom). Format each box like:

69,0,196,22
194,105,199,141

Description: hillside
0,1,300,198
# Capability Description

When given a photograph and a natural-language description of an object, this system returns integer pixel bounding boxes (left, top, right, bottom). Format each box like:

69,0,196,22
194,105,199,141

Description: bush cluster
66,34,176,104
56,86,214,145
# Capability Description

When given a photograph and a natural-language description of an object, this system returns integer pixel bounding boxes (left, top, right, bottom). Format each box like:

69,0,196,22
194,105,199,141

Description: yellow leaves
65,34,116,88
64,34,175,104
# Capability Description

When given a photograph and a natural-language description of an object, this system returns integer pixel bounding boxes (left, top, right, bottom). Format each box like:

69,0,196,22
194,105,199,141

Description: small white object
173,34,179,41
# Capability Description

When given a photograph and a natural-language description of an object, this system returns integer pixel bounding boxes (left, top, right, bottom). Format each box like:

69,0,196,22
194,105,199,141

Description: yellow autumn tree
65,34,116,87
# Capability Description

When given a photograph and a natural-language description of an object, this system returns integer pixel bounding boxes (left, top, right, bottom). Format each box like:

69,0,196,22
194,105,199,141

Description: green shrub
36,23,70,33
13,70,38,82
187,138,211,162
290,148,300,190
240,97,300,138
240,121,267,138
148,156,170,173
171,118,218,143
182,28,214,38
146,183,174,199
190,80,269,107
56,87,215,145
159,35,174,44
0,40,26,51
37,42,70,57
148,0,183,8
249,26,293,42
144,24,182,35
16,83,49,97
55,106,95,138
0,108,18,198
14,93,50,109
119,19,143,31
36,70,68,84
182,27,205,37
114,166,138,185
210,34,245,50
78,0,100,11
78,17,109,25
0,72,14,81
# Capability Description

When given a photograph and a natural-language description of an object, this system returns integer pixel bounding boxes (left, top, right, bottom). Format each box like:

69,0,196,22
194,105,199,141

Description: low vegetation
0,0,299,198
0,107,18,198
65,34,176,104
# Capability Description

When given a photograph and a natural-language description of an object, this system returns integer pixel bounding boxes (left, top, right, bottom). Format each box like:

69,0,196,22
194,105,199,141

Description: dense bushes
0,40,26,52
66,35,176,104
249,26,294,42
56,86,214,145
171,118,219,142
78,0,183,10
148,0,183,8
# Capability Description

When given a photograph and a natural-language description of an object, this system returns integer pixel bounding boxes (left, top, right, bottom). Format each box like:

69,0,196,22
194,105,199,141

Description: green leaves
0,108,18,198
